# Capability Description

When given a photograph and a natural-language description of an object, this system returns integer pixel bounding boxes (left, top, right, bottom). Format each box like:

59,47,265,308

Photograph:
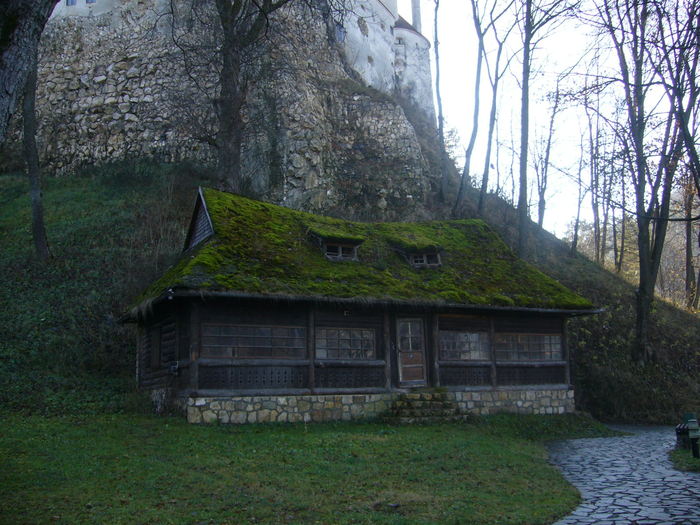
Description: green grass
0,413,615,524
670,447,700,472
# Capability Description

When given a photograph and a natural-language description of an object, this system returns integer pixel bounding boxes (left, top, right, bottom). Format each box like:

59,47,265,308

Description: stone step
382,414,474,425
393,400,454,409
401,392,450,402
389,408,458,418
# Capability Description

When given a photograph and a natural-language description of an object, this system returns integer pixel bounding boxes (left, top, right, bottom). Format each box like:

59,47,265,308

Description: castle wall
340,0,397,94
394,26,434,122
11,0,442,221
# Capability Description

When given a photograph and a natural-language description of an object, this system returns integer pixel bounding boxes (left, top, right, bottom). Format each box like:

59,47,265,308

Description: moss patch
138,189,593,310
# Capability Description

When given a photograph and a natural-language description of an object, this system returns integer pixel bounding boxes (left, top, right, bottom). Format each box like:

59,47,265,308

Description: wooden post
308,308,316,393
190,301,201,390
562,318,571,385
432,314,440,387
383,311,392,390
489,317,497,388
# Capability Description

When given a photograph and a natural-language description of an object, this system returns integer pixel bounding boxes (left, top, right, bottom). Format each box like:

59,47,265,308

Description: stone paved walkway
548,426,700,525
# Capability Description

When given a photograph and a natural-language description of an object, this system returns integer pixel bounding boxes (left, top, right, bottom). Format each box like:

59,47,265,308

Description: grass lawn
0,413,616,524
670,447,700,472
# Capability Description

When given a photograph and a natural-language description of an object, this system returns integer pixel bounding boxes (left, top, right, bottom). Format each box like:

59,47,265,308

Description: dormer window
325,243,357,261
410,252,441,268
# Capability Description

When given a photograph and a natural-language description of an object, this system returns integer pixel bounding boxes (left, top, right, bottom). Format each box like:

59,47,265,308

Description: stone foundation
186,387,575,424
451,388,575,416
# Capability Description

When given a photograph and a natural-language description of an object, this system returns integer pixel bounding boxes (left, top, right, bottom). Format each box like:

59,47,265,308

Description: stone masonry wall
185,388,575,424
8,0,443,222
451,388,575,416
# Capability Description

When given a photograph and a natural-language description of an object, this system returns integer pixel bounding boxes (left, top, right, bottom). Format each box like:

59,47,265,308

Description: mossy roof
136,188,593,312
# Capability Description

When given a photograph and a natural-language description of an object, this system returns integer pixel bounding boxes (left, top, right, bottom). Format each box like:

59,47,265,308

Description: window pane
315,327,376,360
494,333,562,361
439,331,490,360
201,324,307,358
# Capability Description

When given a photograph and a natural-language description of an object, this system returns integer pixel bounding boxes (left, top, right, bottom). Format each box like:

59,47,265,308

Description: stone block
202,410,218,424
187,406,202,423
229,412,246,424
194,398,207,407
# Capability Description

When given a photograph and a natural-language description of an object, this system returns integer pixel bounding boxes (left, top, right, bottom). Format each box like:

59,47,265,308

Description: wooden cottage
126,188,595,423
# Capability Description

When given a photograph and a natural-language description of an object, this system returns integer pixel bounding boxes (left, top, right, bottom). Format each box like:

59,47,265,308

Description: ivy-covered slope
137,188,593,311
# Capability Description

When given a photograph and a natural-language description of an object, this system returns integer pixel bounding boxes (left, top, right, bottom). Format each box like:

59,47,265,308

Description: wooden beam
383,311,392,390
190,301,202,390
562,318,571,385
432,314,440,387
489,317,497,388
308,307,316,393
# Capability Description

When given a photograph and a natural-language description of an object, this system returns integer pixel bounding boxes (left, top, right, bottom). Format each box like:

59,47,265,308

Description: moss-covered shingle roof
137,188,593,311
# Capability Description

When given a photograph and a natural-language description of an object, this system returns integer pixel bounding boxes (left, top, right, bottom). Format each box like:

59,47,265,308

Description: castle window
325,243,357,261
66,0,77,5
410,252,441,268
335,22,346,43
86,0,96,4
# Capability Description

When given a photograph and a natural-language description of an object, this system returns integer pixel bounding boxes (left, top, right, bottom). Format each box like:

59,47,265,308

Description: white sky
396,0,594,237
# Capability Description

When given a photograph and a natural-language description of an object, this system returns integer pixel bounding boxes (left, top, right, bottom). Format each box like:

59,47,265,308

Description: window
410,252,441,268
66,0,77,5
494,334,562,361
325,243,357,261
86,0,96,4
439,331,490,361
201,324,306,358
146,320,177,369
316,328,376,360
335,22,346,43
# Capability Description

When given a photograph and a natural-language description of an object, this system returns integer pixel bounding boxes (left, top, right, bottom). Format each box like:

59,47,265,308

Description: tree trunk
517,0,533,257
214,0,246,192
453,26,482,216
433,0,449,202
0,0,58,143
22,51,50,260
684,185,696,308
477,74,500,215
570,148,584,256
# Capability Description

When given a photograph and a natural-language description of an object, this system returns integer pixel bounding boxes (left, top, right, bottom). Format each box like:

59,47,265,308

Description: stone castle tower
21,0,442,220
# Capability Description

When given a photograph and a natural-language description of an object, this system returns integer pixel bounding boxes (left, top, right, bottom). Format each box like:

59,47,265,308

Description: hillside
1,162,699,421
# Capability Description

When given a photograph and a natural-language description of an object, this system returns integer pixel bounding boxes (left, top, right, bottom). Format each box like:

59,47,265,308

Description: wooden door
397,318,427,385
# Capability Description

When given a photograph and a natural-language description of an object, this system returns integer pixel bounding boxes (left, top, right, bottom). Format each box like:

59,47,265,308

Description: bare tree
215,0,296,192
533,79,562,228
453,0,517,216
570,135,587,255
589,0,688,362
168,0,298,191
515,0,578,256
0,0,58,143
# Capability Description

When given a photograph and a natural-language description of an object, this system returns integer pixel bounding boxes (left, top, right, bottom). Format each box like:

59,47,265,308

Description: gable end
183,188,214,252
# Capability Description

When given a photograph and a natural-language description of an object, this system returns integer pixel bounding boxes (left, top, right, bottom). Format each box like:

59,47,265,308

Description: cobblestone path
548,426,700,525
